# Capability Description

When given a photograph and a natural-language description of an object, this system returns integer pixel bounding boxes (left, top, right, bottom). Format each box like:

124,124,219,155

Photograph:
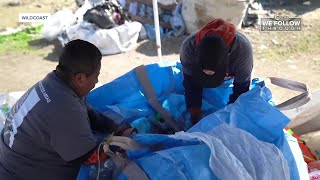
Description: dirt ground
0,0,320,106
0,0,76,31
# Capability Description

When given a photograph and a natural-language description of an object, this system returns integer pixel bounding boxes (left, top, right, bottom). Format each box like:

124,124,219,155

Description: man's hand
114,123,137,136
103,136,145,154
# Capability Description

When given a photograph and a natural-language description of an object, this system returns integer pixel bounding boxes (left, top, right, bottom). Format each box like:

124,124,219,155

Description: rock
7,0,21,6
272,39,279,45
259,44,268,49
181,0,252,34
288,65,297,69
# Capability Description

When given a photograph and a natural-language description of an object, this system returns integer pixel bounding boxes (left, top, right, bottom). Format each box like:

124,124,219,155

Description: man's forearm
183,73,203,109
88,109,117,134
229,81,250,104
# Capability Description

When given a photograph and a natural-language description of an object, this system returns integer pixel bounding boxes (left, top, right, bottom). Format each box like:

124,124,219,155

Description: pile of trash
41,0,185,55
39,0,304,55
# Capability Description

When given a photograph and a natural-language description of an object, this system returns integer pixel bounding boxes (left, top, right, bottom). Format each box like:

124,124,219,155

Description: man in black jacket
180,18,253,125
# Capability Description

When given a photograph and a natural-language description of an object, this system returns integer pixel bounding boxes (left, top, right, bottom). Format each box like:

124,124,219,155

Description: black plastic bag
83,1,130,29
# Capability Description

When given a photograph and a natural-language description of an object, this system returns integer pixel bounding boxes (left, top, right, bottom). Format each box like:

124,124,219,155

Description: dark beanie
197,35,226,70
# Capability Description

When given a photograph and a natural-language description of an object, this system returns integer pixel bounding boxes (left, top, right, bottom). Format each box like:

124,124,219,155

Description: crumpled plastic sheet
170,124,290,180
80,62,306,180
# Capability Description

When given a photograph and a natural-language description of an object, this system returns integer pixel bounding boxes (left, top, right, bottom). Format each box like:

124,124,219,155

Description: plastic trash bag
168,2,185,37
41,9,77,41
61,20,142,55
0,92,25,131
83,0,129,29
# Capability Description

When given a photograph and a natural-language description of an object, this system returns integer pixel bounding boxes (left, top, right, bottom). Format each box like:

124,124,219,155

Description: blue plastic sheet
124,87,292,180
87,63,242,121
132,123,290,180
78,62,303,180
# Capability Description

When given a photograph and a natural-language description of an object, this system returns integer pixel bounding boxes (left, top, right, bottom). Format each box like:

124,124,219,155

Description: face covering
191,35,227,88
191,58,226,88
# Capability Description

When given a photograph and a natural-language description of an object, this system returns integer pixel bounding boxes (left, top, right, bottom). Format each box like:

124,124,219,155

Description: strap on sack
268,77,311,110
134,65,181,132
103,134,149,180
110,154,149,180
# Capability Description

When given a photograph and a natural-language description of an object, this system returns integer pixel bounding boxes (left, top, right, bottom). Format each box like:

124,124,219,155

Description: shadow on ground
258,0,320,16
28,38,62,62
44,40,63,62
135,35,187,57
28,38,51,49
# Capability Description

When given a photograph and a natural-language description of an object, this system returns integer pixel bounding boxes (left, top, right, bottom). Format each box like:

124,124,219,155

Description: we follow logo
260,15,302,32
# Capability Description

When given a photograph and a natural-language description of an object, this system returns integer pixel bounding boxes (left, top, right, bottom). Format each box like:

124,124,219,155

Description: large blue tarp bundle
78,62,306,180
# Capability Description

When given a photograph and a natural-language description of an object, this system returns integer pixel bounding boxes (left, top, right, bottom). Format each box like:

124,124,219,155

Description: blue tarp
78,62,304,180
